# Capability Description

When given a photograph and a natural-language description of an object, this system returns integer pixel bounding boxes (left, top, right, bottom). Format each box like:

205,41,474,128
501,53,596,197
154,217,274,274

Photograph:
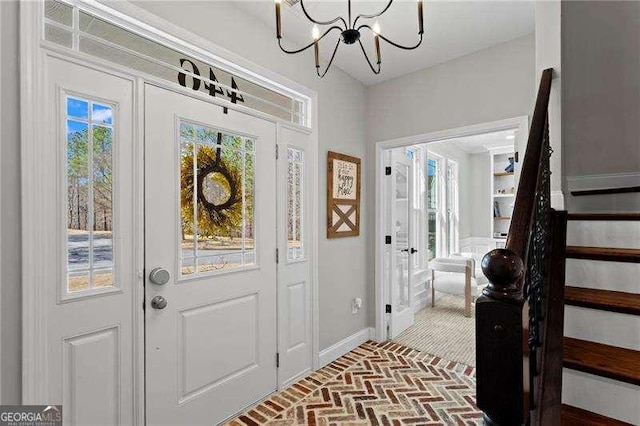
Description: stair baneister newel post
475,68,566,426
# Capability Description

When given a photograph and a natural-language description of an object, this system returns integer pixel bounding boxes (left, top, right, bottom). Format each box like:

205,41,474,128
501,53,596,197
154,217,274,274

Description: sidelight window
66,96,114,292
287,148,305,261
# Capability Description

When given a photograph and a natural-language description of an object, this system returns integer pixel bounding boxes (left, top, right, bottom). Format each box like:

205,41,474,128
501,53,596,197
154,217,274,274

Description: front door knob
151,296,168,310
149,267,170,285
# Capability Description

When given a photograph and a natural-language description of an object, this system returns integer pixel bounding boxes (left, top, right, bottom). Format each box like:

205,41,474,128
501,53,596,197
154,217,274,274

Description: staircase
560,213,640,425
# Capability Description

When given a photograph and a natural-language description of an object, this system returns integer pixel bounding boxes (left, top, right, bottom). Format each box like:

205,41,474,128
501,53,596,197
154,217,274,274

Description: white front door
387,149,416,338
144,85,278,425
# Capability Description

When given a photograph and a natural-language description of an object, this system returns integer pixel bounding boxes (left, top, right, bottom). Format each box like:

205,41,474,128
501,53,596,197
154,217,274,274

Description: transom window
65,96,115,292
287,148,305,261
43,0,309,126
179,121,256,275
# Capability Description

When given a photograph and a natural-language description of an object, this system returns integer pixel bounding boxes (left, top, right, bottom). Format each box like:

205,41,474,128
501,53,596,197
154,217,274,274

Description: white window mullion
87,103,95,288
192,141,199,271
241,143,247,266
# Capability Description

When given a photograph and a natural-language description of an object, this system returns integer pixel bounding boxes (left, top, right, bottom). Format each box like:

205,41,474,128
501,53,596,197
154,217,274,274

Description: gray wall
1,0,22,404
129,1,370,351
470,152,492,238
562,1,640,212
562,1,640,178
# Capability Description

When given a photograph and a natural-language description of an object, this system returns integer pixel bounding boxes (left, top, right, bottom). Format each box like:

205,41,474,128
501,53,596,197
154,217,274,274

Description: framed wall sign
327,151,361,238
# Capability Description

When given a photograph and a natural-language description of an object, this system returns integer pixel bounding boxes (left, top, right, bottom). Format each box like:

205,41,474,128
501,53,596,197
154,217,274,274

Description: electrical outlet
351,297,363,314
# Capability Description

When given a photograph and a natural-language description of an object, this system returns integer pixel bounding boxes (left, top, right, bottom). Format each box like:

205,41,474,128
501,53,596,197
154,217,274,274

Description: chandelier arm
358,24,423,50
353,0,393,28
278,25,343,55
357,39,381,75
316,38,341,78
300,0,348,29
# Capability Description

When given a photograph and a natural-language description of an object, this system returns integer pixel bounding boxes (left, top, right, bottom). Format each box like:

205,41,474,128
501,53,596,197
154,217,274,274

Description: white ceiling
234,1,535,86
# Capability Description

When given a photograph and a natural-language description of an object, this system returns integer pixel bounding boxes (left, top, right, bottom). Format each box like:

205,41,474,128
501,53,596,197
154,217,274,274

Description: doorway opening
375,118,528,367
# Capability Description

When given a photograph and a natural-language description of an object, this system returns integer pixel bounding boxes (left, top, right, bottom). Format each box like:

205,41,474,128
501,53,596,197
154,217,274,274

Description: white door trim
0,1,3,402
374,116,530,342
21,0,319,415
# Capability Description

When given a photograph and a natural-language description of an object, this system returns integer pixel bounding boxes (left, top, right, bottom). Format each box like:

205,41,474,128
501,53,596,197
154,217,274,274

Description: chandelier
275,0,424,77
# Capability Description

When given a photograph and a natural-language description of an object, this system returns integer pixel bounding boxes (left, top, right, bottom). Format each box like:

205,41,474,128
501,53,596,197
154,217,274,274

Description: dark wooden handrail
506,68,553,260
476,68,567,426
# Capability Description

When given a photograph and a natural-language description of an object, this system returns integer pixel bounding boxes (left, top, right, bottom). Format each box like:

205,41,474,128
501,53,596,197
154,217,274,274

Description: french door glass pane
395,164,409,309
66,96,114,292
179,121,256,276
427,211,437,261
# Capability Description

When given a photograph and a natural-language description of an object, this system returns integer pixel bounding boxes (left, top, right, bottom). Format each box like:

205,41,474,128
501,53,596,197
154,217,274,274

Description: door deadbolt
151,296,168,310
149,267,170,285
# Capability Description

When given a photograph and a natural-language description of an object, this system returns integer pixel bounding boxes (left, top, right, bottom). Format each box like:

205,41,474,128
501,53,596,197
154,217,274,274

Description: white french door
144,85,278,425
386,149,417,338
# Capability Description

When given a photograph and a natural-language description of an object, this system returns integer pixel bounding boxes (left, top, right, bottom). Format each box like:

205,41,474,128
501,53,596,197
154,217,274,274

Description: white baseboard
414,288,430,313
567,172,640,192
318,327,375,368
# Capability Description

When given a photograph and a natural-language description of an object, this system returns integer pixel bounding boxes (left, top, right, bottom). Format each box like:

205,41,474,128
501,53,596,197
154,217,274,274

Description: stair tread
561,404,632,425
565,286,640,315
567,213,640,221
563,337,640,385
566,246,640,263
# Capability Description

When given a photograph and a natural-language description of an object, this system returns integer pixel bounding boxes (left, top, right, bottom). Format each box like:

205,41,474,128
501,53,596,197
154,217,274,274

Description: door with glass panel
144,85,277,425
44,57,136,424
277,129,313,387
388,149,417,338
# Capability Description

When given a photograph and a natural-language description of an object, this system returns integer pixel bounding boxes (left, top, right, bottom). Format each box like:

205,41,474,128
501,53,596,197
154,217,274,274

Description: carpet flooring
226,341,482,425
394,296,476,367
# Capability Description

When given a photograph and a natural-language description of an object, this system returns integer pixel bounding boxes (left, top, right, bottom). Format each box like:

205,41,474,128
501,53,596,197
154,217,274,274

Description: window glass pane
427,158,438,210
45,0,73,26
45,23,73,48
67,98,89,119
93,126,113,287
428,211,437,261
179,121,255,276
287,148,304,261
66,97,115,292
67,119,90,291
92,103,113,125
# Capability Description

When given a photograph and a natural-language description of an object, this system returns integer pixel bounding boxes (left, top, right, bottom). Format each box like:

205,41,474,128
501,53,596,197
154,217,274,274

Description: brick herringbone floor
226,341,482,425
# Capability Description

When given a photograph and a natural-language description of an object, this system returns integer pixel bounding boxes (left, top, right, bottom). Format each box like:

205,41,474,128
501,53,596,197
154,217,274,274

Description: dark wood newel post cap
481,249,524,298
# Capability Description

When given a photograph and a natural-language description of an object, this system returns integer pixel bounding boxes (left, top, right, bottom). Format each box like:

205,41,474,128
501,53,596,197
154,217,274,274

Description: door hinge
276,352,280,368
276,144,279,159
385,304,392,313
385,235,392,245
385,166,392,176
276,248,279,264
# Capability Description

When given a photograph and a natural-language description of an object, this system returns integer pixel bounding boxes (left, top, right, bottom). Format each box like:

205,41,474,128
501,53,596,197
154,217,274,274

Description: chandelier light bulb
373,21,381,35
312,25,320,41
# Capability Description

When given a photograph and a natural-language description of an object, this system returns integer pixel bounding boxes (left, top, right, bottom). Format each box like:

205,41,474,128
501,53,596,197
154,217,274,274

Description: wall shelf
490,148,516,242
